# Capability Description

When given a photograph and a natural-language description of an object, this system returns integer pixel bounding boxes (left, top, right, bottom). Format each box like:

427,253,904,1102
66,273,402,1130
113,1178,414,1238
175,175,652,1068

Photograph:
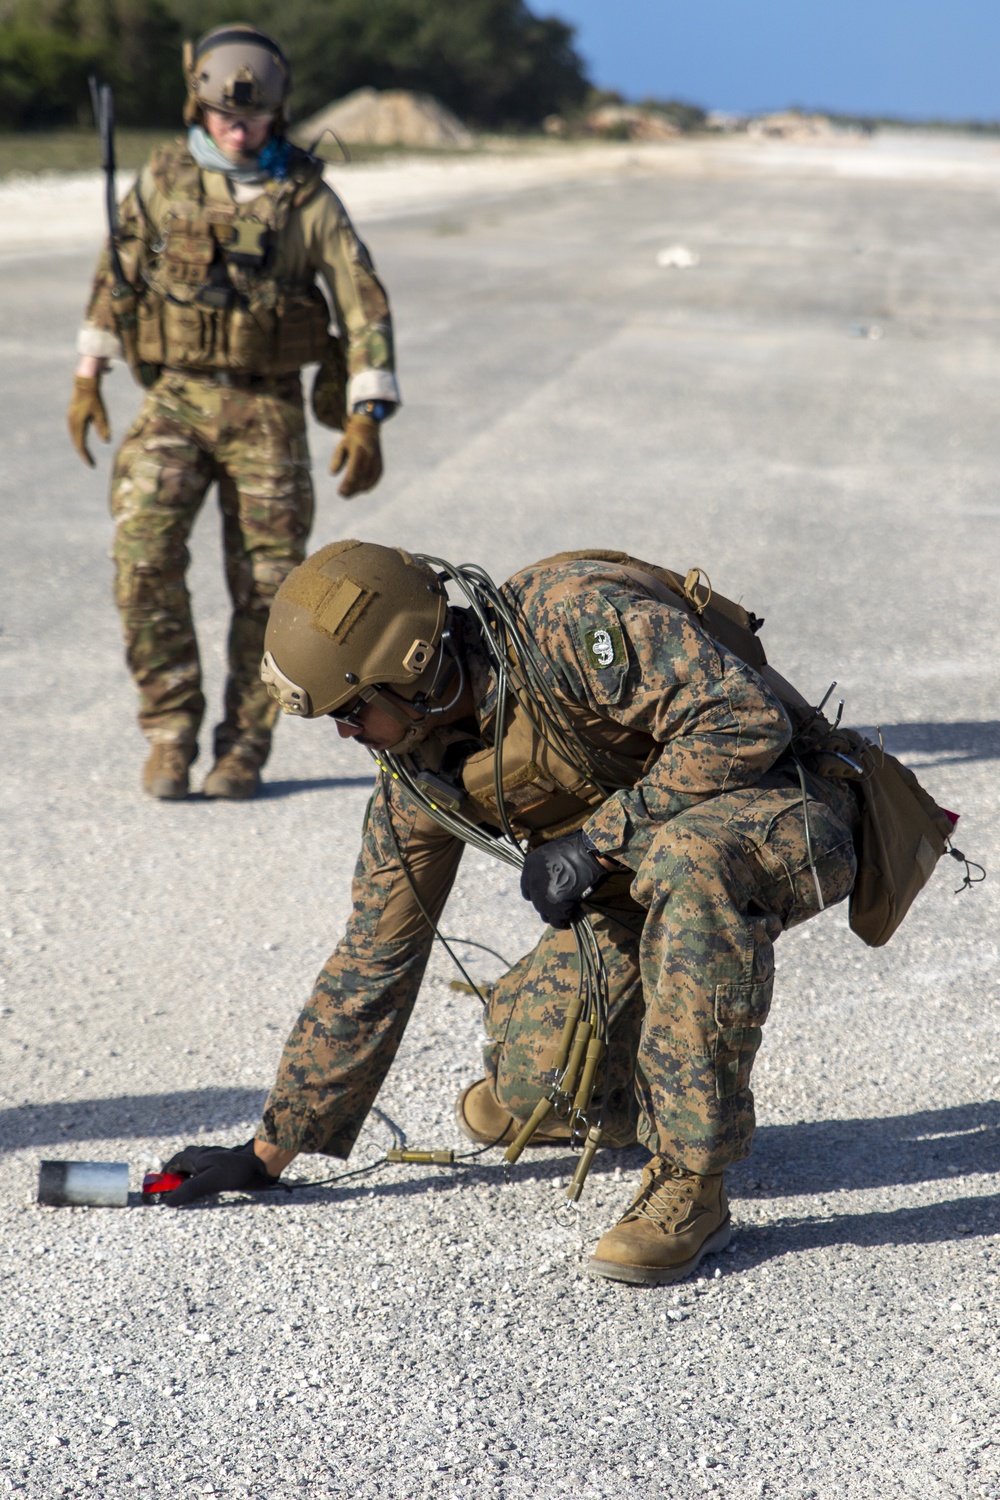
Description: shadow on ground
0,1087,268,1153
5,1091,997,1195
7,1089,998,1255
259,775,375,799
725,1192,1000,1266
729,1099,1000,1198
861,720,1000,767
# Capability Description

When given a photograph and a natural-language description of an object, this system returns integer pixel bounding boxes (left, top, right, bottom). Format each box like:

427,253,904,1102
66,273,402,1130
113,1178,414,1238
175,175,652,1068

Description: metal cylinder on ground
37,1160,129,1207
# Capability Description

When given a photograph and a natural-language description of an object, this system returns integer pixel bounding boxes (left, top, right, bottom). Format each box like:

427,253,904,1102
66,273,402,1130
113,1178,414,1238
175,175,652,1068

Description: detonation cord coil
365,558,622,1201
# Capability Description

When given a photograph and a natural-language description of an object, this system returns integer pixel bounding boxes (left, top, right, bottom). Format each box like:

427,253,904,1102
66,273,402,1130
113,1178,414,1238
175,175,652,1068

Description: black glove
160,1139,285,1207
519,831,608,929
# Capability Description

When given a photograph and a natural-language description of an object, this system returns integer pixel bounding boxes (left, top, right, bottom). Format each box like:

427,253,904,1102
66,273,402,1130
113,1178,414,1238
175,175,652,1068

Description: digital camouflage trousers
486,774,859,1174
259,769,859,1176
110,371,314,764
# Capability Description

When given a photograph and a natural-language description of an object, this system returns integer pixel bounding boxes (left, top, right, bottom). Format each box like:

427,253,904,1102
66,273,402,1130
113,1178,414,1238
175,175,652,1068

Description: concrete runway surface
2,136,999,1499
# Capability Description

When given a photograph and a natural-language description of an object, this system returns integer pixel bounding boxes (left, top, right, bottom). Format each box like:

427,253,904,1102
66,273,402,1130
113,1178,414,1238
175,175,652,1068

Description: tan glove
330,412,382,498
68,374,111,469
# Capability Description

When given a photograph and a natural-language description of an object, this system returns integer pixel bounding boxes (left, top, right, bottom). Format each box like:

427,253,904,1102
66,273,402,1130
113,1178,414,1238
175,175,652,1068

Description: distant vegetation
0,0,589,131
4,4,996,148
0,0,182,129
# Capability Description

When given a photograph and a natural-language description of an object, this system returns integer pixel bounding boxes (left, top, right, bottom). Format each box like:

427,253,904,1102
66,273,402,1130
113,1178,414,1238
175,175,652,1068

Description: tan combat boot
588,1156,731,1285
455,1078,574,1147
202,747,260,800
142,742,195,801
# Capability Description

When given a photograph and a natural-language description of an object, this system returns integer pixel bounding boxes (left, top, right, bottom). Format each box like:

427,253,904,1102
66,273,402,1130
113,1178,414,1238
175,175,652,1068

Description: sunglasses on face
207,108,273,128
328,694,366,729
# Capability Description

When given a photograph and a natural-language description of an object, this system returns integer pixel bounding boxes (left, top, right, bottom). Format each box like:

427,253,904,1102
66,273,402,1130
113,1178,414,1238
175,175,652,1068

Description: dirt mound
296,88,474,150
747,111,864,142
583,105,681,142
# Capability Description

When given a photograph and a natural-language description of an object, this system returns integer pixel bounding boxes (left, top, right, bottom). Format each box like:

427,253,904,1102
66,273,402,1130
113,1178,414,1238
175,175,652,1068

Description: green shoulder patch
583,624,625,672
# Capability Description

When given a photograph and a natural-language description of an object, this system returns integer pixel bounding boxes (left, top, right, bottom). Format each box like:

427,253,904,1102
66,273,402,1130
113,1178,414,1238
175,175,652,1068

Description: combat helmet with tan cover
183,23,291,127
261,541,451,728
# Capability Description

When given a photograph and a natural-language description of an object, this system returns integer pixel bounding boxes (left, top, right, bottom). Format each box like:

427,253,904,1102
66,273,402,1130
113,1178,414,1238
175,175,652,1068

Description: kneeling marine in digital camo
159,542,972,1284
68,26,400,801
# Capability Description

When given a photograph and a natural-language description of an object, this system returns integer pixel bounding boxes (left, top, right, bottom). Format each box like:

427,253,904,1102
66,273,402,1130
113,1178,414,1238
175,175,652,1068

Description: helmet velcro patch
279,568,333,613
314,539,361,569
278,561,373,643
312,578,372,642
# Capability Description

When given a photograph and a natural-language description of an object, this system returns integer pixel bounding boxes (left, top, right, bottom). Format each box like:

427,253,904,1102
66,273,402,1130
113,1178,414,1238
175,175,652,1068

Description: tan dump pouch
273,289,333,371
844,743,954,947
310,334,348,429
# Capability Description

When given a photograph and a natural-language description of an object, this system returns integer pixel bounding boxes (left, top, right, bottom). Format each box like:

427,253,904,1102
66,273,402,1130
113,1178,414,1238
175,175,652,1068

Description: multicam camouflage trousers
259,770,859,1176
110,371,314,764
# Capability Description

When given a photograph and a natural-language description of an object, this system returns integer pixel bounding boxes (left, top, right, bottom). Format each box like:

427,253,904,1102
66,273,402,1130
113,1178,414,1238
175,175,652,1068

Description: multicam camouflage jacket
79,139,399,407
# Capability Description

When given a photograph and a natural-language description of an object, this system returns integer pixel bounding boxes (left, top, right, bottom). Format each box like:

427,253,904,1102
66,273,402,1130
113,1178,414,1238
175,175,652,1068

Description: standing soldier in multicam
67,25,400,801
154,541,904,1285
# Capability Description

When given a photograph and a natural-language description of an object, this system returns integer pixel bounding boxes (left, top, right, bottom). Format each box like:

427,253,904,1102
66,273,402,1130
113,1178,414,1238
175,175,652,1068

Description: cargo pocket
757,796,858,929
713,981,771,1100
487,935,576,1121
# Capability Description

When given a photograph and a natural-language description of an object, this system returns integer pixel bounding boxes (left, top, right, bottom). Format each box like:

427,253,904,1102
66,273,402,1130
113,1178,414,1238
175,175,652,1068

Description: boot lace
624,1161,699,1229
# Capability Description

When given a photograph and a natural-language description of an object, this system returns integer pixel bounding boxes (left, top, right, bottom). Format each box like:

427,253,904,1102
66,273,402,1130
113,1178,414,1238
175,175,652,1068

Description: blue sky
533,1,1000,121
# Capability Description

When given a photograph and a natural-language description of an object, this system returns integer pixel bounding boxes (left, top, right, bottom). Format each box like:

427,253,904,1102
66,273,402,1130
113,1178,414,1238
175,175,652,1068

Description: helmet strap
359,685,417,727
412,628,466,722
359,632,468,753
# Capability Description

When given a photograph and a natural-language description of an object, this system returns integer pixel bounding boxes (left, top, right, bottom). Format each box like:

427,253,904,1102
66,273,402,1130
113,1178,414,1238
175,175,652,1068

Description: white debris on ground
656,244,700,269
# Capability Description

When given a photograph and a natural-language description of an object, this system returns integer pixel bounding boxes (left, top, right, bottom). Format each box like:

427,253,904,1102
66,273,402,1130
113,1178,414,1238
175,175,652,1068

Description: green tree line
0,0,589,130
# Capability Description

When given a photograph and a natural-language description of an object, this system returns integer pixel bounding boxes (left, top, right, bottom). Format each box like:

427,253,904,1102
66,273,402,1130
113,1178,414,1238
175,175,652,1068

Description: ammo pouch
136,191,332,376
137,286,329,375
460,692,656,844
803,729,955,947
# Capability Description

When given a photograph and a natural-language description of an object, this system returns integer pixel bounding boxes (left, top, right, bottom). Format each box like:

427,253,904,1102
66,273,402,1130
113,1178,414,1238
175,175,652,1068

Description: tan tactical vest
455,551,809,845
133,143,334,375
